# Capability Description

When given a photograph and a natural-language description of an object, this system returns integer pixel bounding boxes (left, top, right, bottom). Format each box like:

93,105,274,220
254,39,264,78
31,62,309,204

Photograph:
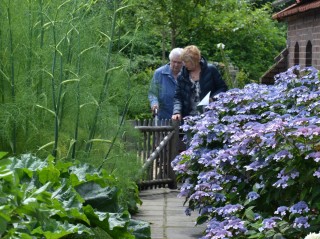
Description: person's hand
172,114,181,121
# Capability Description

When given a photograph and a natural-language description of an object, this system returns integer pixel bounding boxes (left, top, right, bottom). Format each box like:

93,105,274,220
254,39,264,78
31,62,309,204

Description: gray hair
169,47,183,60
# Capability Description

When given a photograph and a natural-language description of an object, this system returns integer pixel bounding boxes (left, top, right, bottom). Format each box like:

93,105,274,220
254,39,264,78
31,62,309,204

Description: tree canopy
123,0,286,82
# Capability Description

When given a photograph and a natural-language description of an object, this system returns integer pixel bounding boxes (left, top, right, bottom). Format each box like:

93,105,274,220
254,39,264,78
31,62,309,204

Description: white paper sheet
197,91,211,106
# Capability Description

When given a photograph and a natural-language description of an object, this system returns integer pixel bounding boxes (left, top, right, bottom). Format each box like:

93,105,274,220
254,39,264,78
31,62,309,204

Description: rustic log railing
132,119,183,190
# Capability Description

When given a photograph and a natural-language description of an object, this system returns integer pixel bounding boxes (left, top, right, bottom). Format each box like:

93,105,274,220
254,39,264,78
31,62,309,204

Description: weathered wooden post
168,120,180,189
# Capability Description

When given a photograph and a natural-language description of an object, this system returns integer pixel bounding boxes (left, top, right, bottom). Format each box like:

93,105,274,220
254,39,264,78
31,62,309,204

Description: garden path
133,187,205,239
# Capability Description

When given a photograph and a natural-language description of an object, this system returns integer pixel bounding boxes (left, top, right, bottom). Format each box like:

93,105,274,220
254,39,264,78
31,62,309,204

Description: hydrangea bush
172,66,320,239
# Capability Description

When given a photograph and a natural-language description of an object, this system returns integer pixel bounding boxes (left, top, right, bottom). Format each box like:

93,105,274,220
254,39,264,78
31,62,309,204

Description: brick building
260,0,320,84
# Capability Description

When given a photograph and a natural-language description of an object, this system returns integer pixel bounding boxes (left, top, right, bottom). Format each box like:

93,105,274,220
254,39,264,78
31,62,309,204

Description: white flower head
305,232,320,239
217,43,225,50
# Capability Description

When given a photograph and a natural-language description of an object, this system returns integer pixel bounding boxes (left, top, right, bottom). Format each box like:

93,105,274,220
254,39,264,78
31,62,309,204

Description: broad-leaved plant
0,153,150,239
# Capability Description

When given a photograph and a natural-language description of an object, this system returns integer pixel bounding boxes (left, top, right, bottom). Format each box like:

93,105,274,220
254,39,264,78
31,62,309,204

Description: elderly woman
172,45,228,121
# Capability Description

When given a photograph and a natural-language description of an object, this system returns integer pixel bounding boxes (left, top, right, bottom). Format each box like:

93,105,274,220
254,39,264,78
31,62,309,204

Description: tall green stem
37,0,44,98
7,0,16,154
50,1,73,158
51,14,58,158
27,0,33,86
85,0,118,152
71,32,81,159
59,26,76,131
69,0,84,159
55,0,81,159
25,0,34,139
98,96,131,171
0,1,4,104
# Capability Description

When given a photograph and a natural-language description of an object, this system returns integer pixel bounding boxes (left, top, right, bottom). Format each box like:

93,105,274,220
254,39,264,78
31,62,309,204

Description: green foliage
236,69,250,88
0,3,147,237
108,54,161,119
197,1,286,81
0,153,150,239
131,0,286,84
0,0,288,155
0,0,142,159
0,0,291,236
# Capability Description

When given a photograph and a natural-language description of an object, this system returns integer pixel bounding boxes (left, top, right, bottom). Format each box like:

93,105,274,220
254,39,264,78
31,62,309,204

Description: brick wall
287,9,320,69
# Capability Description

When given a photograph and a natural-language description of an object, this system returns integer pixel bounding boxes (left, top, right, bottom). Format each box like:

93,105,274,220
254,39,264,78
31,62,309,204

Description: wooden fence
132,119,184,190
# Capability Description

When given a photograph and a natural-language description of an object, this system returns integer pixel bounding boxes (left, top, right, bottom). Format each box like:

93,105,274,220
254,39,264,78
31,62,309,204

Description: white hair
169,47,183,60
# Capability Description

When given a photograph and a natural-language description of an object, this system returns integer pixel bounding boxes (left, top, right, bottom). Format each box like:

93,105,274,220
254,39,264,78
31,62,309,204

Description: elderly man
148,48,183,120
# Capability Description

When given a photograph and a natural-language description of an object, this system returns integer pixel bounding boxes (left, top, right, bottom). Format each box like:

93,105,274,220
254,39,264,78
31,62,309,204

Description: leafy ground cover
172,66,320,239
0,152,150,239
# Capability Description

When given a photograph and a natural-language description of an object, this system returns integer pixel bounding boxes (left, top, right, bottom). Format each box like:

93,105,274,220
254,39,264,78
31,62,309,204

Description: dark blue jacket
148,64,177,119
173,57,227,117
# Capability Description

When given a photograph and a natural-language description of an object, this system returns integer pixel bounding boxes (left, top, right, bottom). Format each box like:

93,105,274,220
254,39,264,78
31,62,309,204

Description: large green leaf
196,215,209,225
69,164,92,182
50,183,90,224
245,206,256,221
0,152,8,160
0,154,148,238
83,204,109,231
75,182,119,212
8,155,47,180
31,220,93,239
52,183,84,209
38,165,60,185
108,212,130,230
10,154,47,171
128,219,151,239
0,169,13,179
0,164,19,188
83,205,136,238
6,232,34,239
0,212,9,235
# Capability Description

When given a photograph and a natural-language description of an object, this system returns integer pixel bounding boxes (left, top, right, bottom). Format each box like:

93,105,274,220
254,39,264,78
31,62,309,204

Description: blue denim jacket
148,64,177,120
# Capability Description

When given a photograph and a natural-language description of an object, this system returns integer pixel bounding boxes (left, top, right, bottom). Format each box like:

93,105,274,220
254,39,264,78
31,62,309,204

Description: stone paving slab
133,188,205,239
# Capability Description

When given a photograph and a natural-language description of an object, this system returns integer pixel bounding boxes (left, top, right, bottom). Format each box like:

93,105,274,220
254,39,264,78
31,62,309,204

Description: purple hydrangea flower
293,216,310,228
215,204,243,216
290,170,299,179
244,160,268,171
202,219,233,239
247,191,260,201
189,191,210,200
223,217,246,232
274,206,289,216
313,167,320,178
259,217,281,232
213,193,226,202
198,170,223,182
289,201,309,214
306,152,320,163
272,169,299,189
185,208,192,216
273,150,293,161
254,213,262,221
178,182,193,197
201,217,246,239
